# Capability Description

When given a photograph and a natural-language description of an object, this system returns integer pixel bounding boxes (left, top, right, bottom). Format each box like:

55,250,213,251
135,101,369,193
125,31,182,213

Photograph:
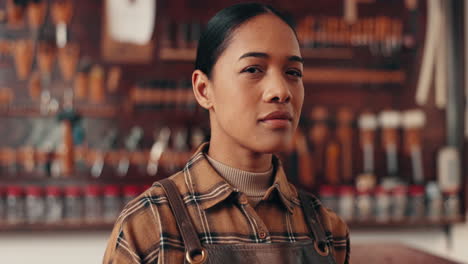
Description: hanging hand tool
294,128,314,189
27,0,47,30
308,106,329,181
13,39,33,80
379,110,403,189
415,0,447,109
91,128,118,178
336,108,354,184
117,126,144,177
356,112,377,191
147,127,171,176
402,110,426,184
7,0,27,27
58,43,79,81
51,0,73,48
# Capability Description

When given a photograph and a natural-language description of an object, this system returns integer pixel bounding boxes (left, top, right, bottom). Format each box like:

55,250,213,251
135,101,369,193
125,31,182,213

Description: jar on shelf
374,186,391,223
0,186,5,220
355,189,373,222
338,186,355,222
408,185,425,221
103,185,121,222
426,182,443,222
122,185,140,207
443,188,460,221
391,185,407,221
84,185,102,223
45,186,64,223
25,186,45,224
6,185,24,224
64,186,83,222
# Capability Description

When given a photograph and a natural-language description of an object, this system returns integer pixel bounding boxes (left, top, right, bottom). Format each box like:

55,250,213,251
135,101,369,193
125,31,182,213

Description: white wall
0,220,467,264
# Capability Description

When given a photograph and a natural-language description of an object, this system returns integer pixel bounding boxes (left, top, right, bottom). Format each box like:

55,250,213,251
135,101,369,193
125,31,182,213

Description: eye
286,69,303,78
241,66,263,74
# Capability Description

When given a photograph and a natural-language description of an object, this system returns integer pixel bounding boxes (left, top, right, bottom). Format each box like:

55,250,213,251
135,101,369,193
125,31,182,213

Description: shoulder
119,170,187,220
298,189,350,263
103,171,187,263
297,189,349,237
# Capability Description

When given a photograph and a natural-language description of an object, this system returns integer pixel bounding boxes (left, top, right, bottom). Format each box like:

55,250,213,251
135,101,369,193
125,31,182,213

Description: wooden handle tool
13,39,33,80
294,128,315,188
337,108,354,184
402,110,426,184
27,0,46,29
356,112,378,191
58,43,79,81
309,106,329,178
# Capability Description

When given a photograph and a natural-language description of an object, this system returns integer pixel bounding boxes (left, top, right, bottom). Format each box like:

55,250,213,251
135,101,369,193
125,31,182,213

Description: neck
208,121,272,173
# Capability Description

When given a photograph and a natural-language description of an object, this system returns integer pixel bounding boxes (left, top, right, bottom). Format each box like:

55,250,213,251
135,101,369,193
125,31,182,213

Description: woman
104,3,350,264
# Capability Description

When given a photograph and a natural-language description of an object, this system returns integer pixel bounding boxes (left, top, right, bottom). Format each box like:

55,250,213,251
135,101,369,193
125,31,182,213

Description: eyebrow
238,52,304,63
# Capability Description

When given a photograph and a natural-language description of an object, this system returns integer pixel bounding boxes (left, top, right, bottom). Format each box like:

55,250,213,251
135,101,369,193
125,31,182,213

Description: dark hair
194,3,296,78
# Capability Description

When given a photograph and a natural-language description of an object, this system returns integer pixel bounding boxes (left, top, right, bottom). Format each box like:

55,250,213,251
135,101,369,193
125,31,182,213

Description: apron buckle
186,247,208,264
314,241,330,257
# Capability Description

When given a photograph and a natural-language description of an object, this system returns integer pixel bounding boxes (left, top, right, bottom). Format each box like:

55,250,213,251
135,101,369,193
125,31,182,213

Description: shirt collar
185,142,298,213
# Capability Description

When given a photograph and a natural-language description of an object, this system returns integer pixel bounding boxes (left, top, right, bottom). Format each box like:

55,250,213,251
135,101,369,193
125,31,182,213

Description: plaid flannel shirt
103,143,350,264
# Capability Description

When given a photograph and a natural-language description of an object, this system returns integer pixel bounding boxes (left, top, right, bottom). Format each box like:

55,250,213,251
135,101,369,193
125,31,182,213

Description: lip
260,111,293,121
259,111,293,128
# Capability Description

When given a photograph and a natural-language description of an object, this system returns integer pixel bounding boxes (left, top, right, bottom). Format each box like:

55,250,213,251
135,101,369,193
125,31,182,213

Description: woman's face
207,14,304,154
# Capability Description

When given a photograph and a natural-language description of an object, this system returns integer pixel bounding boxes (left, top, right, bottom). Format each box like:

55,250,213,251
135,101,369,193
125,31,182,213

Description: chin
251,137,292,154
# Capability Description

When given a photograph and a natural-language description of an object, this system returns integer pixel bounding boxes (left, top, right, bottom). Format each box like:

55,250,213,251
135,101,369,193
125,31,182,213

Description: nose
262,74,292,104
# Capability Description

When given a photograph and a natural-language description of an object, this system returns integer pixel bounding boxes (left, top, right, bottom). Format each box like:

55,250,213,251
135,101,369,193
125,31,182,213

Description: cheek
293,84,305,110
214,77,260,113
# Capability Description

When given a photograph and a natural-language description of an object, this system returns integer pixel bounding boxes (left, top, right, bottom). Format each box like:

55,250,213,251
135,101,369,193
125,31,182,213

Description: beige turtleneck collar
205,154,274,207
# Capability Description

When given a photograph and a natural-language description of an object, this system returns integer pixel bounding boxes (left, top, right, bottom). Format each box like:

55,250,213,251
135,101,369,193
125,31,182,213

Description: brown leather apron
160,178,337,264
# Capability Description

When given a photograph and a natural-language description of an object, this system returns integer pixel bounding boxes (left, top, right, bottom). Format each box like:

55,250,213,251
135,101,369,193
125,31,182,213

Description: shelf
159,47,196,61
302,68,405,84
0,221,114,232
0,104,119,118
348,218,465,229
301,48,354,59
159,47,354,61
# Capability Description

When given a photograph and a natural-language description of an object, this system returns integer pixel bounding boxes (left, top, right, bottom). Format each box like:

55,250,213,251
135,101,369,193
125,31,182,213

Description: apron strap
159,178,207,263
298,190,330,255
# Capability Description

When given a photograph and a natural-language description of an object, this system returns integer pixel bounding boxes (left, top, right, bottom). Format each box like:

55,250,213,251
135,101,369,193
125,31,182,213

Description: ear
192,69,213,110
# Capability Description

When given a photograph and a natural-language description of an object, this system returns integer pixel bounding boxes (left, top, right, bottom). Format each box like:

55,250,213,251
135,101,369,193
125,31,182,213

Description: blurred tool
294,128,314,188
89,65,105,103
356,112,377,191
343,0,375,24
325,141,340,185
379,110,403,189
13,39,33,80
437,147,460,192
107,66,121,93
415,0,447,108
190,127,205,150
27,0,46,30
91,128,118,178
117,126,143,177
308,107,329,179
37,39,57,114
58,43,79,81
51,0,73,48
7,0,26,27
57,90,81,177
336,108,354,184
402,110,426,184
147,127,171,176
